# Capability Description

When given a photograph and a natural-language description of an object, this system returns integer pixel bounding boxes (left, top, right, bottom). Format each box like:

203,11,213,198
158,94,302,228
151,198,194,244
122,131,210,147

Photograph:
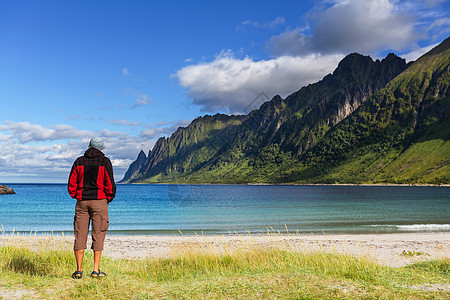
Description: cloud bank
175,51,343,113
0,120,188,182
268,0,419,57
0,122,93,143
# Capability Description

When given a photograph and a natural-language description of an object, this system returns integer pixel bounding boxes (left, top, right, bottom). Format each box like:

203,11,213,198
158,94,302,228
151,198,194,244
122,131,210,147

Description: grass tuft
1,246,73,276
406,258,450,276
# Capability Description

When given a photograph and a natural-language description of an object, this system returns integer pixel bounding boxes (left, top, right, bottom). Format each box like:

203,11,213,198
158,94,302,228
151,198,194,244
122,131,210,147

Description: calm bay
0,184,449,235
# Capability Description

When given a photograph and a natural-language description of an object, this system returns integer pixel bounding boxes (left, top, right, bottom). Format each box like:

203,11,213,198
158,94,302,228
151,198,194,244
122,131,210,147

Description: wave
366,224,450,231
396,224,450,230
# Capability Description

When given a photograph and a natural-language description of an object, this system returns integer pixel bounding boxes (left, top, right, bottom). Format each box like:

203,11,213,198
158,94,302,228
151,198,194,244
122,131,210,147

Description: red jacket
68,148,116,201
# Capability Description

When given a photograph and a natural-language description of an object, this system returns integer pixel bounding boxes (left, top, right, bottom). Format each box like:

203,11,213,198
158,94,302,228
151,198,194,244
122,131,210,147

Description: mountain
121,37,449,184
120,114,245,182
298,37,450,184
121,150,148,183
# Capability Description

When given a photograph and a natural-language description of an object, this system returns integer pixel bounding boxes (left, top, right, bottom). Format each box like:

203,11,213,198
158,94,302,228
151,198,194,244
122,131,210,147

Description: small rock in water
0,184,15,195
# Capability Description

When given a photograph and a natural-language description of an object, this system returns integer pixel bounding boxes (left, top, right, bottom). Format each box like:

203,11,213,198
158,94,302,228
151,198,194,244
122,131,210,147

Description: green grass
0,235,449,299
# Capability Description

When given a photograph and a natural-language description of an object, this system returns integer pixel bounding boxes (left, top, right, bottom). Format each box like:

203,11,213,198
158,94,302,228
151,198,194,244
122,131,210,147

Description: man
68,137,116,279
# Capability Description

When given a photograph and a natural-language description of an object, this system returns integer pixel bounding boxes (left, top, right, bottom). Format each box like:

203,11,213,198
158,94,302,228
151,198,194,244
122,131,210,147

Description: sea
0,184,449,236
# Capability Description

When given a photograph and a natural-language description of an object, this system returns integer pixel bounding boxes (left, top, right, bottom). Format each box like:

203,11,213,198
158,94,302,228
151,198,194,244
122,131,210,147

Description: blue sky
0,0,449,183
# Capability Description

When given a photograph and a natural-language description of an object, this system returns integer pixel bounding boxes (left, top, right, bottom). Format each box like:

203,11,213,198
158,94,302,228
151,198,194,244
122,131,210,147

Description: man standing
68,137,116,279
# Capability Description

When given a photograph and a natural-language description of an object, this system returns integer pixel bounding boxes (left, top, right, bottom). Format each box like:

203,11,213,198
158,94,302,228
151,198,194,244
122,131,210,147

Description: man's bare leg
74,249,84,274
93,250,102,272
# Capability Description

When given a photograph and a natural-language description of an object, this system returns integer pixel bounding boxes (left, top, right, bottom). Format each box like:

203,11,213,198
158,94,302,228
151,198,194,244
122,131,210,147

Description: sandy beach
2,232,449,268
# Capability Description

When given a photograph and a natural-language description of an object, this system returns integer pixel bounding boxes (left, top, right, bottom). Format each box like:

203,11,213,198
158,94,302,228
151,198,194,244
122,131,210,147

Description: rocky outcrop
119,150,147,183
0,185,15,195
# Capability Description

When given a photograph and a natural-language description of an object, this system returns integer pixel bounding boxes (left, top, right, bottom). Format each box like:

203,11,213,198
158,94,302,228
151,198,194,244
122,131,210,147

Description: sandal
72,271,83,279
91,270,106,278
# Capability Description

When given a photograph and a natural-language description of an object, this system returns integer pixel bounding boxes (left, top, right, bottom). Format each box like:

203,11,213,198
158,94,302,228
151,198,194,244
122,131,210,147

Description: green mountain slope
121,37,449,184
120,114,245,182
299,37,450,184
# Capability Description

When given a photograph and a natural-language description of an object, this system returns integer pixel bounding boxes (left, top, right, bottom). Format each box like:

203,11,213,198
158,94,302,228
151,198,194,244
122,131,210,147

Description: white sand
2,232,449,268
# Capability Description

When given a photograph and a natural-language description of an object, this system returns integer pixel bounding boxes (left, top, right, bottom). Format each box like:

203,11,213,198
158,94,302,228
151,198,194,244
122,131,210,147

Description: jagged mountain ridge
230,52,410,156
121,52,409,183
297,36,450,183
121,38,449,184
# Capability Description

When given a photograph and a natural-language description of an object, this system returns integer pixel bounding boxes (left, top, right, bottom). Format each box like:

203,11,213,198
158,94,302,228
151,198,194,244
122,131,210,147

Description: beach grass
0,234,449,299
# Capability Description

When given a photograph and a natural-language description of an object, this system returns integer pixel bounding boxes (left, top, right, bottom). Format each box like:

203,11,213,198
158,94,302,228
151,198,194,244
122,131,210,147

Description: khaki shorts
73,199,109,251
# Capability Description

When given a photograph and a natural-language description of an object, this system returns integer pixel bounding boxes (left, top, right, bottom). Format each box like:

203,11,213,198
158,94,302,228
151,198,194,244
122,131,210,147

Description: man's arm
68,161,79,199
104,158,116,202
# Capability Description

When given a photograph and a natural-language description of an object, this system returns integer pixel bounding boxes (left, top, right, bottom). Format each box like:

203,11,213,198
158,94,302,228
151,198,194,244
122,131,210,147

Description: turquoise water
0,184,449,235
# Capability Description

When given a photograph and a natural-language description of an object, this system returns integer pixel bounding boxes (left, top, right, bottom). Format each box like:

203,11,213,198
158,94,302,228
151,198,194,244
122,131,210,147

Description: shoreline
118,182,450,187
4,182,449,187
2,232,449,268
116,182,450,187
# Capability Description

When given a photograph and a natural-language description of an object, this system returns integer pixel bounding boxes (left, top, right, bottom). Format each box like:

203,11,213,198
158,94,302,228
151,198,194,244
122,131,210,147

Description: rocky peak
118,150,148,183
137,150,146,162
333,53,374,75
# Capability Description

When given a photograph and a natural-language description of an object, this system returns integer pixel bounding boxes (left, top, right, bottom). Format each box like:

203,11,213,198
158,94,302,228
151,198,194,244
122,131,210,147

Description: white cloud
141,128,160,137
0,121,174,182
2,121,94,143
132,93,151,108
237,17,285,32
0,117,195,182
156,119,193,129
401,42,439,62
429,17,450,28
268,0,420,57
0,140,85,183
107,119,141,126
174,50,343,113
428,17,450,40
0,132,9,141
141,127,172,138
122,67,129,76
99,129,129,138
133,94,149,108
